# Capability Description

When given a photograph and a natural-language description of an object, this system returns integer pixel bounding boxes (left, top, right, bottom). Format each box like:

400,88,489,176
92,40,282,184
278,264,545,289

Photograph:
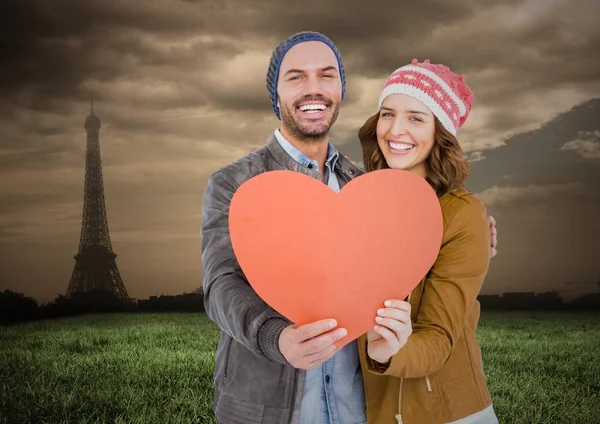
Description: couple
201,31,499,424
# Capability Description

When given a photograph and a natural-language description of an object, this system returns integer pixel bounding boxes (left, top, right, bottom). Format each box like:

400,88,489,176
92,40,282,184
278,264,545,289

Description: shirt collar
274,129,340,170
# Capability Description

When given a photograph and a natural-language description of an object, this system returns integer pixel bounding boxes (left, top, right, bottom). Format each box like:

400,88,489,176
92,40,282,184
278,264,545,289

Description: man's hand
279,319,347,370
367,300,412,365
489,215,498,258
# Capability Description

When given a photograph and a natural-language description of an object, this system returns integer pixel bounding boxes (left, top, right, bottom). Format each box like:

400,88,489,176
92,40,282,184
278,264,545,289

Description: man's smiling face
276,41,342,143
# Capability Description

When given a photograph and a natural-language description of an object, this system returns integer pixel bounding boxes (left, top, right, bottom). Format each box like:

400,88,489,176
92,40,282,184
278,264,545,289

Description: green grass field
1,311,599,424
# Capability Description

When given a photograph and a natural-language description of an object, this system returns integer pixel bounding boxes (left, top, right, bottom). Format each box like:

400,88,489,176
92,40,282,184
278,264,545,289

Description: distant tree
38,293,70,319
53,294,68,305
0,289,39,324
37,289,137,319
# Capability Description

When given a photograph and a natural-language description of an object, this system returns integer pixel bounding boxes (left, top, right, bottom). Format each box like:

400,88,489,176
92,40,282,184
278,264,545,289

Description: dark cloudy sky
1,0,599,304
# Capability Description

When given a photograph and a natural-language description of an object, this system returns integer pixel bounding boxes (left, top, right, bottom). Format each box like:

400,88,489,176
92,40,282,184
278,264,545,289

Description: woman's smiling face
376,93,436,178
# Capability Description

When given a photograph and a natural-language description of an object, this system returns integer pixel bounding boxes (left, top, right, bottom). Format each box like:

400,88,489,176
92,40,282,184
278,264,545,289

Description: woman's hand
367,299,412,365
489,215,498,258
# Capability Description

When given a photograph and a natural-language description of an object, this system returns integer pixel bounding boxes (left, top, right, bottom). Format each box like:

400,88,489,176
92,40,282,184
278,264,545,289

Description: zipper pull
395,413,403,424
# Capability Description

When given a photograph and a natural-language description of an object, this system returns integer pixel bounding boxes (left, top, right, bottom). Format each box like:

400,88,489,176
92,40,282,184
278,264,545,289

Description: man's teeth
389,141,414,151
299,104,326,112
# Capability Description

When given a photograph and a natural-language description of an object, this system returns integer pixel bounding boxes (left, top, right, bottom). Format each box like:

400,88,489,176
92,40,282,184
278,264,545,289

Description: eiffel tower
66,95,129,302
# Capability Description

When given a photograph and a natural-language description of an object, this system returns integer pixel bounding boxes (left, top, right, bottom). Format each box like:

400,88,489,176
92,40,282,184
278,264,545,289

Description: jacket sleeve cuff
257,317,292,364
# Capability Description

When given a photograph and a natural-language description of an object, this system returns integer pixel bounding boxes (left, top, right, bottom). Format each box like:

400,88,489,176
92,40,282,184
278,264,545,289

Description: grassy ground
1,311,599,423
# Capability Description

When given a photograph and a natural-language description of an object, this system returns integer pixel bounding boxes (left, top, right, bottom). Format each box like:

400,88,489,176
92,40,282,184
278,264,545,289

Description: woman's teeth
389,141,414,151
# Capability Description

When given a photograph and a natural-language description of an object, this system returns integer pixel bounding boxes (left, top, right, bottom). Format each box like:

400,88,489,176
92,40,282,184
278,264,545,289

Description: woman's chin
385,159,412,171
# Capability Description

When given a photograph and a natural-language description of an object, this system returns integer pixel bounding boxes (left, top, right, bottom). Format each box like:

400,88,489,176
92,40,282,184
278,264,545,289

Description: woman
358,59,499,424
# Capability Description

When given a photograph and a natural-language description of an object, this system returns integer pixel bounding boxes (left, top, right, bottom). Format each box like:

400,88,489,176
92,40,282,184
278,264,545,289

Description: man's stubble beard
280,101,340,144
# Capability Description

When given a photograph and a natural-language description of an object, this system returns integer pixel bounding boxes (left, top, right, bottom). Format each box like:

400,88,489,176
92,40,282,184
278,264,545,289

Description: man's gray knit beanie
266,31,346,119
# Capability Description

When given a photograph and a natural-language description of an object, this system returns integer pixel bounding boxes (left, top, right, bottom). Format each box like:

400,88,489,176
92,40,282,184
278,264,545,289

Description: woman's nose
390,117,408,136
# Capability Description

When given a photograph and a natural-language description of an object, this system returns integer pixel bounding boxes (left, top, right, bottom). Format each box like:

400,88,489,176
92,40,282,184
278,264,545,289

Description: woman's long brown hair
358,111,470,197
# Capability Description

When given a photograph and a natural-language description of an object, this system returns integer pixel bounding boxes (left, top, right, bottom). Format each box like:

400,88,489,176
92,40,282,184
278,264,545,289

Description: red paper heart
229,169,443,348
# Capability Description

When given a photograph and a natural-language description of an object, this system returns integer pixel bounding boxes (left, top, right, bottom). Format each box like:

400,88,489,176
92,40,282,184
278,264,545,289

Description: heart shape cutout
229,169,443,348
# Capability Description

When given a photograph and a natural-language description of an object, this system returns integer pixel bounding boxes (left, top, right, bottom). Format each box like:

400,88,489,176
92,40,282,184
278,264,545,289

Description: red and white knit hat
378,59,474,136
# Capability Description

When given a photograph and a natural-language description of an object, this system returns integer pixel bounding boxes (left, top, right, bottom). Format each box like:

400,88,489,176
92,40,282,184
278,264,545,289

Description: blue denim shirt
273,130,367,424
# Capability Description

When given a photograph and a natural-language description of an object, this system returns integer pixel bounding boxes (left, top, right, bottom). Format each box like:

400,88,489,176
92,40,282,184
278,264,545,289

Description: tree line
0,288,205,325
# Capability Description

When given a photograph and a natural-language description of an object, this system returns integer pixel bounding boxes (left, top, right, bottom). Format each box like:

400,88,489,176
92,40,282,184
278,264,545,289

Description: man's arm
201,169,291,364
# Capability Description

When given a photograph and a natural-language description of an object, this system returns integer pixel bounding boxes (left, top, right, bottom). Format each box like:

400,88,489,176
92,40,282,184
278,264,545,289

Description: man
201,31,498,424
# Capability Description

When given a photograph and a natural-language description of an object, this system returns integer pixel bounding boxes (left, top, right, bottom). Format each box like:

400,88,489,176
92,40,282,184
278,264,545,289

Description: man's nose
301,75,323,97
